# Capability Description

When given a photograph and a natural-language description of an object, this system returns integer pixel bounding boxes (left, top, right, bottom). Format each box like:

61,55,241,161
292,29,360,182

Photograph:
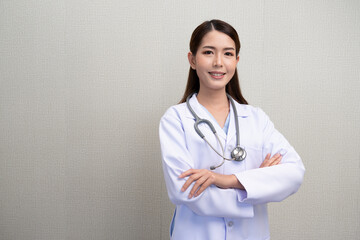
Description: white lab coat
159,94,305,240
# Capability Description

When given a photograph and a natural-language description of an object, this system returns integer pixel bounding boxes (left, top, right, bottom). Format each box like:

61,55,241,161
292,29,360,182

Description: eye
203,50,213,55
225,52,234,56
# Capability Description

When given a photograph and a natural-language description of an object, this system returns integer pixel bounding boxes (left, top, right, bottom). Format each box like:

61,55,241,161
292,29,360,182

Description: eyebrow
202,46,235,51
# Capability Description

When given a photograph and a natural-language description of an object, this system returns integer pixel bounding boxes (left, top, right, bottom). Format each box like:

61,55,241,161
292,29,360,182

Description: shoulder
233,102,268,119
233,103,273,132
160,102,189,126
161,102,187,118
159,103,191,138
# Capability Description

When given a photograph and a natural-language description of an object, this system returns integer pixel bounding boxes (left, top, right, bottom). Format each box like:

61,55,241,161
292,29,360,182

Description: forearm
214,173,245,190
235,162,305,204
215,151,284,190
165,168,254,218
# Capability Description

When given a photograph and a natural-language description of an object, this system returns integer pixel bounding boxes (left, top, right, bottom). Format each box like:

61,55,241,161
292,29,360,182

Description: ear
188,52,196,70
236,55,240,64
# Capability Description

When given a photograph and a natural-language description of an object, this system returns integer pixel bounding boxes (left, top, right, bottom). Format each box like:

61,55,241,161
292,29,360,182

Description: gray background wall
1,0,359,239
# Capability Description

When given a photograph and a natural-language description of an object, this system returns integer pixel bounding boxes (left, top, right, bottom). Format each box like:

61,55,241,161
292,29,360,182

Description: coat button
227,221,234,227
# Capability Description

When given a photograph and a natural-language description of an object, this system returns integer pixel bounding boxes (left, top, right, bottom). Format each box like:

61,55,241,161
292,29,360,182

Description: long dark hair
179,19,248,104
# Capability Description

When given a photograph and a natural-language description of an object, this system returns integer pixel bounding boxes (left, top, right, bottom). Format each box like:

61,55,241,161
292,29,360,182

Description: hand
179,169,217,198
260,153,282,168
179,169,245,198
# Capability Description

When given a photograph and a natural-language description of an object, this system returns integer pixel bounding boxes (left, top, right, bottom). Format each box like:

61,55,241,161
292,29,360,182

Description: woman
159,19,305,240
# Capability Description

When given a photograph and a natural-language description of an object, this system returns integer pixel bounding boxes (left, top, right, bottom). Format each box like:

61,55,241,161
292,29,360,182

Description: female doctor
159,19,305,240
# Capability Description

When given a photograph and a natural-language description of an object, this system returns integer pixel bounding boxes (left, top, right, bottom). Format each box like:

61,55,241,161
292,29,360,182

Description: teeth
210,73,224,76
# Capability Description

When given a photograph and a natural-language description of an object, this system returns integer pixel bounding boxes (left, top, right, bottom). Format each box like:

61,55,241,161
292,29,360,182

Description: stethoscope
186,93,247,170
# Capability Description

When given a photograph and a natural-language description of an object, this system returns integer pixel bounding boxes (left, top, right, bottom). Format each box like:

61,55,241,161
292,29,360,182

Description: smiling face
188,30,239,94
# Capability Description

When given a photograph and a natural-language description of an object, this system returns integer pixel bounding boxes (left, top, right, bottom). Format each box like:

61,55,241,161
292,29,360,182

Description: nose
213,54,223,67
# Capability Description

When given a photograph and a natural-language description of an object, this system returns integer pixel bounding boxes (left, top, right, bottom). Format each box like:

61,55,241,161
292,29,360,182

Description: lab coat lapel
186,94,227,141
226,100,249,145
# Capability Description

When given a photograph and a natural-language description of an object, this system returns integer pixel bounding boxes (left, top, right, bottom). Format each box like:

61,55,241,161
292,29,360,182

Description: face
188,30,239,93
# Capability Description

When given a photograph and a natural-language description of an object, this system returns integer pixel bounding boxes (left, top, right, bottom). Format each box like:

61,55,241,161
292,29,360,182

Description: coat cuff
236,189,248,202
234,172,250,202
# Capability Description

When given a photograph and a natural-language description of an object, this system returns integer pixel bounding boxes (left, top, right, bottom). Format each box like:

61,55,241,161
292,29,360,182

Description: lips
209,71,226,79
209,71,225,76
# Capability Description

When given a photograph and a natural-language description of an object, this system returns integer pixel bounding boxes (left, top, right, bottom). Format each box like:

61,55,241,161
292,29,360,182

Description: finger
268,153,281,166
260,153,272,168
261,153,281,168
271,153,281,159
270,156,282,166
181,172,203,192
188,175,209,198
181,175,196,192
269,153,281,163
179,169,196,178
194,177,214,197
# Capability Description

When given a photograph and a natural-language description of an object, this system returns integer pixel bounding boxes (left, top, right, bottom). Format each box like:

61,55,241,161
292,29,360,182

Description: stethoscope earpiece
186,93,247,170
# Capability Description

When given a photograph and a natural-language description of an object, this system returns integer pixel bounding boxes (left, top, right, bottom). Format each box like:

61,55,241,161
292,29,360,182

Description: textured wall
0,1,359,239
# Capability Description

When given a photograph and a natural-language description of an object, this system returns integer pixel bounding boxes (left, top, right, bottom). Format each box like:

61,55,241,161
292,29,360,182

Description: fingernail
188,194,192,199
279,149,287,155
181,187,185,192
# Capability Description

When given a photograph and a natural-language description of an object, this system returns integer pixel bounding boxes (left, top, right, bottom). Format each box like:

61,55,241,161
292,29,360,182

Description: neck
197,89,229,109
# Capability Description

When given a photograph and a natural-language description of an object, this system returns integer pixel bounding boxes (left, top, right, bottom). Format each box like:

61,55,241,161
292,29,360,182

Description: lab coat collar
185,94,249,142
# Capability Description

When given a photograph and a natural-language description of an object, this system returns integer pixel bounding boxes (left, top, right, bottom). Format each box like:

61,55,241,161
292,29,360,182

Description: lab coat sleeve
159,107,254,218
234,108,305,205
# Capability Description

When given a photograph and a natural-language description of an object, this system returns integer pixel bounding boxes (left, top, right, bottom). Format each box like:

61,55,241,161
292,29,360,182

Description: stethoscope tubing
186,93,246,166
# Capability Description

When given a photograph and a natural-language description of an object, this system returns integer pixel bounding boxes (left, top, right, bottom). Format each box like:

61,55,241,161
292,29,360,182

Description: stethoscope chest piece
231,146,246,161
